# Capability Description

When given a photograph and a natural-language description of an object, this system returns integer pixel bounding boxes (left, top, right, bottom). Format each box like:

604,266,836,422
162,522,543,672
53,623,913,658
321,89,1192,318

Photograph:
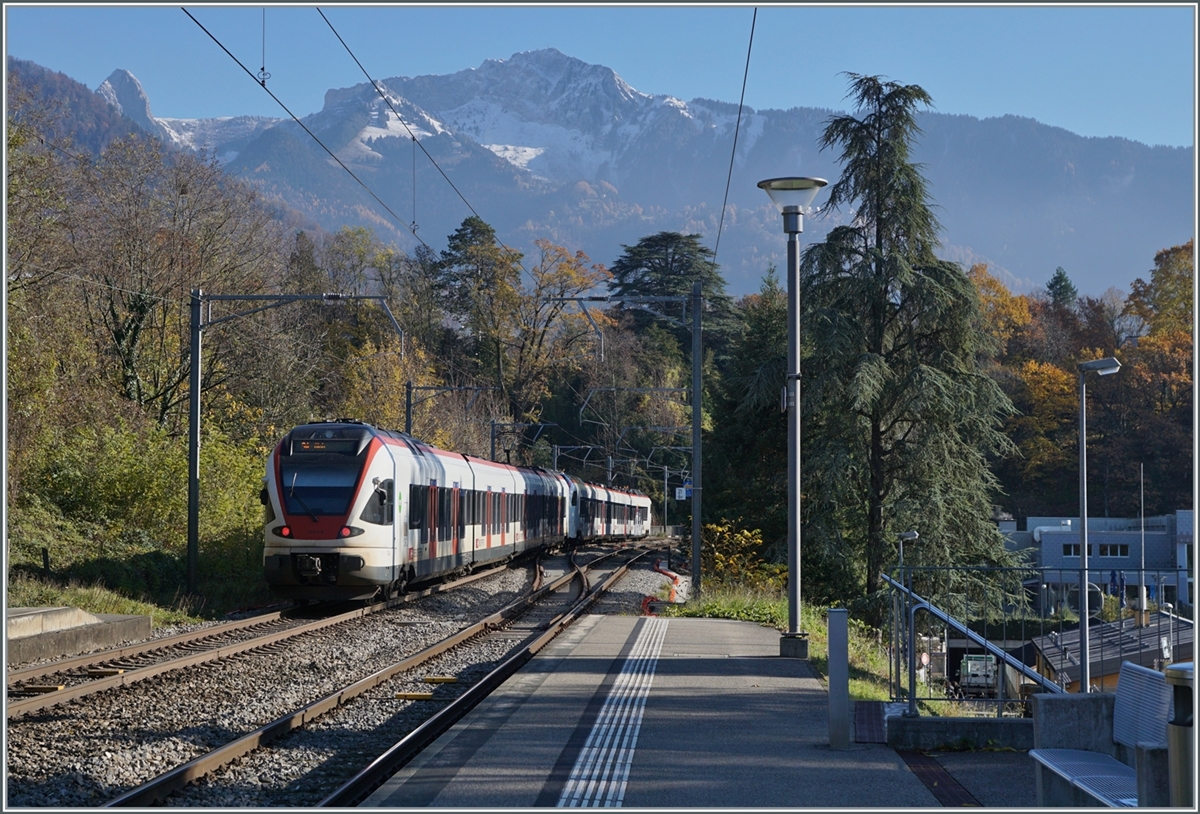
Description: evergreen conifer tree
801,74,1019,611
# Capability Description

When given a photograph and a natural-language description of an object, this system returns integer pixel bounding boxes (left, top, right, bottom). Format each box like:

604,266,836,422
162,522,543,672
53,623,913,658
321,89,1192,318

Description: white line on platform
556,617,669,807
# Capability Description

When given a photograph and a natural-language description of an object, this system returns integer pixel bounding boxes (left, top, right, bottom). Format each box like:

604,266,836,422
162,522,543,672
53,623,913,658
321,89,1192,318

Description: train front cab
263,422,407,601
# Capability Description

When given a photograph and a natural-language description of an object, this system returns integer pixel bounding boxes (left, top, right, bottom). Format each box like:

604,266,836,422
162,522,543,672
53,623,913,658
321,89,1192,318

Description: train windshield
279,426,371,517
279,454,365,517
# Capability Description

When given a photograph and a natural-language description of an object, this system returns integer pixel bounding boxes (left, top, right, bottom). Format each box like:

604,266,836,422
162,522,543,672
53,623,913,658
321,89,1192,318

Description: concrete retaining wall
886,714,1033,751
6,614,151,664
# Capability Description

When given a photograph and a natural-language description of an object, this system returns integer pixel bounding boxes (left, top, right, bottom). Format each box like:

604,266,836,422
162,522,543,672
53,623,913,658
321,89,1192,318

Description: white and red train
262,420,652,601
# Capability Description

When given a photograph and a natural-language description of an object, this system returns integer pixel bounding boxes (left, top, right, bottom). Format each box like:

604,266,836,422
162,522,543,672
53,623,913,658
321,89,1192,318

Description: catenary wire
316,8,484,234
314,7,535,278
180,7,433,253
711,7,757,263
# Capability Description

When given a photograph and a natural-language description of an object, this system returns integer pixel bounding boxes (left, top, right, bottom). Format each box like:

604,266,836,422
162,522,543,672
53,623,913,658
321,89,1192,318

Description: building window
1098,544,1129,557
1062,544,1093,557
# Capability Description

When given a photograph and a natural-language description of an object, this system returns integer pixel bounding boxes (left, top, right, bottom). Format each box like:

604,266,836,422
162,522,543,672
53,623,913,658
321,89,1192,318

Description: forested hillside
6,66,1192,616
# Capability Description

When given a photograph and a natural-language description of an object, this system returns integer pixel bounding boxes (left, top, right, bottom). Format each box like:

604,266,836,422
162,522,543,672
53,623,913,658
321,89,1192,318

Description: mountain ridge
11,51,1191,297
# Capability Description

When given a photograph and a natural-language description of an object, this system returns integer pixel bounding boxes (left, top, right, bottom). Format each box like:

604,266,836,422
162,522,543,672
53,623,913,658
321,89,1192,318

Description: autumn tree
6,71,76,293
503,239,610,424
70,136,279,429
967,264,1032,361
800,73,1018,610
997,360,1080,515
393,245,454,361
1124,239,1193,337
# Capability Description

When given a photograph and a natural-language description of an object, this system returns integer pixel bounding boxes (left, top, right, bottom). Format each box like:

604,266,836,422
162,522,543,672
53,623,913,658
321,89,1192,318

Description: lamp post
758,176,827,658
1078,356,1121,692
895,530,919,699
1162,602,1174,665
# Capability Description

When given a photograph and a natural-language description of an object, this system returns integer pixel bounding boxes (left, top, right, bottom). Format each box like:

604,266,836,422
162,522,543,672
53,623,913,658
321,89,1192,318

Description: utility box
959,654,998,698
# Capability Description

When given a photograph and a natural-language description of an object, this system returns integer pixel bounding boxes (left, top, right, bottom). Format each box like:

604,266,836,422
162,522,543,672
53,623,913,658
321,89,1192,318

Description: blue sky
4,4,1196,148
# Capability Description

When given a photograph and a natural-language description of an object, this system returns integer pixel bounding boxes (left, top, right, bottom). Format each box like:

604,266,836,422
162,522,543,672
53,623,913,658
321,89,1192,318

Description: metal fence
886,565,1193,717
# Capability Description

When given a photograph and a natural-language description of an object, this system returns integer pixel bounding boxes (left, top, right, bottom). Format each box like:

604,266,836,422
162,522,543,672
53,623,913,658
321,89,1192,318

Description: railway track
5,564,505,719
101,543,654,807
4,541,674,808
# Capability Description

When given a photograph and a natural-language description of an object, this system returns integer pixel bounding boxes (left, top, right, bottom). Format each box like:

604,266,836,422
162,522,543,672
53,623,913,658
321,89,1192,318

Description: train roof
279,421,646,497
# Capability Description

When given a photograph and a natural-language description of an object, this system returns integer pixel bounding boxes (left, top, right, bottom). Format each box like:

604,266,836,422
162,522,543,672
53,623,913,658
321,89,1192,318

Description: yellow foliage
335,340,435,432
968,264,1031,353
1016,360,1075,431
701,520,785,591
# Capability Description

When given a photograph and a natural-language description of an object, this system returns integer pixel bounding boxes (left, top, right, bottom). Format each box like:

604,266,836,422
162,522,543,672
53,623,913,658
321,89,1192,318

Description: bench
1029,660,1173,807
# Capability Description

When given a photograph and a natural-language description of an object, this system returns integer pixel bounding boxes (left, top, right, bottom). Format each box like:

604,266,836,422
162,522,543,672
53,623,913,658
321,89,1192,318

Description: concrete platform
361,615,1037,808
6,607,151,665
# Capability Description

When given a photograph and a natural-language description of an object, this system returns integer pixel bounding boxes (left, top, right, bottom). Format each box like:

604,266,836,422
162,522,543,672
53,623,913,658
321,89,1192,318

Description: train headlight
273,526,292,538
338,526,365,538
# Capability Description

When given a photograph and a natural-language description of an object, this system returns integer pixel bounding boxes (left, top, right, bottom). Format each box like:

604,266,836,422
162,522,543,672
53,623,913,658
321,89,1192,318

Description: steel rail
101,546,649,807
7,565,503,719
319,546,652,807
102,555,580,807
6,610,291,685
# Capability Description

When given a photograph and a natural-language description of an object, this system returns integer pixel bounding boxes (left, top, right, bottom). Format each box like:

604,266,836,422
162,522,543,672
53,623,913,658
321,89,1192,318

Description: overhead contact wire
712,7,757,263
180,7,432,252
316,9,482,226
315,7,532,275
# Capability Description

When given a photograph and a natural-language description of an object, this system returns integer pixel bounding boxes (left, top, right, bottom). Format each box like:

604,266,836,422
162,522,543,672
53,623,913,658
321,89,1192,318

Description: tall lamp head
758,177,827,234
1079,357,1121,376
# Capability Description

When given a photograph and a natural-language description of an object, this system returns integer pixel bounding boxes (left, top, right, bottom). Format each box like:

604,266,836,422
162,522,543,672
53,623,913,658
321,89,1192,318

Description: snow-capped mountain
88,50,1193,297
98,69,280,162
96,68,175,144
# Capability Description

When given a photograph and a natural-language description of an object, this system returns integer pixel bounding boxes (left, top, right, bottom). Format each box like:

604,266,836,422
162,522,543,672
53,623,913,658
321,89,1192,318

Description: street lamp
758,176,827,658
1078,356,1120,692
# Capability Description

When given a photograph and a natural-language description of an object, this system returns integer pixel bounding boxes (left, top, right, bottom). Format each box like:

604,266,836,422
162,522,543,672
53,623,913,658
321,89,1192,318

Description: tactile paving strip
854,701,887,743
897,750,982,807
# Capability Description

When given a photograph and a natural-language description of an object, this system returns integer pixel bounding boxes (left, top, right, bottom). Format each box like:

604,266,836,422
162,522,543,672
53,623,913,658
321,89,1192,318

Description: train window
359,479,394,525
409,484,425,531
457,489,466,538
438,487,452,541
279,453,364,517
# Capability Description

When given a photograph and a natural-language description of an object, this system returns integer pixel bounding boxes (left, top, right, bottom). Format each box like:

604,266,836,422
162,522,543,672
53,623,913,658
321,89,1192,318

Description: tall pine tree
801,74,1019,611
608,231,740,360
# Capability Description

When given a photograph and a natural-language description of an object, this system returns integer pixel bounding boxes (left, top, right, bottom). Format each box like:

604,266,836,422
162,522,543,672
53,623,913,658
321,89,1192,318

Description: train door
384,455,398,583
485,487,493,549
359,441,400,591
500,489,507,550
427,482,438,566
452,485,462,561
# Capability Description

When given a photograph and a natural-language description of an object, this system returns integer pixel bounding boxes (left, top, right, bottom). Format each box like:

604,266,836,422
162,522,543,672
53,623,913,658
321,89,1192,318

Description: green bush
38,421,186,542
700,520,787,592
11,421,272,616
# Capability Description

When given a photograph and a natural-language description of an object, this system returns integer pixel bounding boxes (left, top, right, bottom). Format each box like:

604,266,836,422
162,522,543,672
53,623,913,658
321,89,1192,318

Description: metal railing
886,565,1192,717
